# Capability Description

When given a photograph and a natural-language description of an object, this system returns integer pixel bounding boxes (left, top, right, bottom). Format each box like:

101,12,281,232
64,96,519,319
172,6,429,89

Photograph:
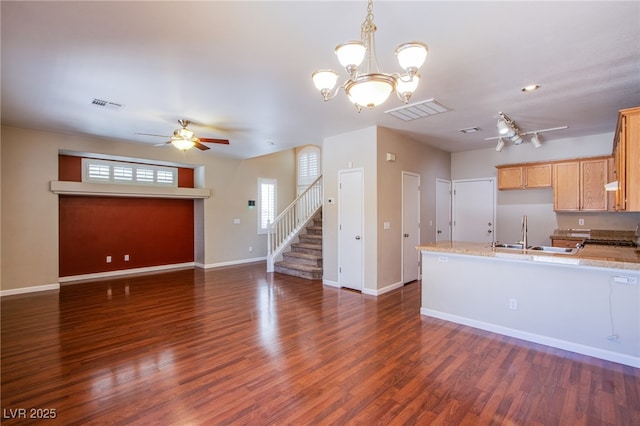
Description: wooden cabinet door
580,158,607,211
525,164,552,188
497,167,523,190
553,162,580,211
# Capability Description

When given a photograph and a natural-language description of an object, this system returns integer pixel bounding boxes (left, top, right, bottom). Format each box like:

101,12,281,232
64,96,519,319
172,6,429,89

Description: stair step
274,261,322,280
306,225,322,235
283,251,323,267
291,242,322,256
299,234,322,244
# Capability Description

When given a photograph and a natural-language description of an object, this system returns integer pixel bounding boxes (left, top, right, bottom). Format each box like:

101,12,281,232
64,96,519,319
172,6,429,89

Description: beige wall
451,133,640,245
376,127,451,289
0,125,295,292
322,126,378,291
322,126,451,293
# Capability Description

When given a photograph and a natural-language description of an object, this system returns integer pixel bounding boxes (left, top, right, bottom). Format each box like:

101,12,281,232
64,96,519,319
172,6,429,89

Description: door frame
401,171,421,284
338,168,365,291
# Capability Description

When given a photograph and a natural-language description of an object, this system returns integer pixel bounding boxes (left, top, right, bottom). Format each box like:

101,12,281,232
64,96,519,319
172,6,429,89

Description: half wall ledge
50,181,211,199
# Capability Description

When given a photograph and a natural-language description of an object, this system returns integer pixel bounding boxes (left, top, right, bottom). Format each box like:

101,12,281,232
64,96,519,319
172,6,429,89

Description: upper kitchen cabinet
612,106,640,211
553,157,609,211
496,162,552,190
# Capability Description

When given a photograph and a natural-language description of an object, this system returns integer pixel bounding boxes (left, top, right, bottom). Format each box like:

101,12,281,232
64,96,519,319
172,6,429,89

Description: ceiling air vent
385,98,451,121
91,98,124,110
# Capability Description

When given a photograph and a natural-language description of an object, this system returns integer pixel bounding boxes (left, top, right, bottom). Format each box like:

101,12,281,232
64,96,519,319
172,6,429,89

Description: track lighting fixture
486,112,568,151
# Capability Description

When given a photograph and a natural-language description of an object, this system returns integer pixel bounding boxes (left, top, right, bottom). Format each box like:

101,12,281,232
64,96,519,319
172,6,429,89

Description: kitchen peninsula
418,242,640,367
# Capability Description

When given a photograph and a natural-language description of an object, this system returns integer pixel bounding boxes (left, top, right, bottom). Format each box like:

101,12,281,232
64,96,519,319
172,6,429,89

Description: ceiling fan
138,119,230,151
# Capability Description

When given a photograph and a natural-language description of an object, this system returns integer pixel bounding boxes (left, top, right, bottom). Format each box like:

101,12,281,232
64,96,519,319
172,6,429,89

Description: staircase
266,175,322,280
273,212,323,280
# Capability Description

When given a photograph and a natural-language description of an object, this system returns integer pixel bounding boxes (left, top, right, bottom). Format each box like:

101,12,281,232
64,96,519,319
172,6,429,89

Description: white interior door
402,172,420,283
452,178,496,243
338,169,363,291
436,179,451,241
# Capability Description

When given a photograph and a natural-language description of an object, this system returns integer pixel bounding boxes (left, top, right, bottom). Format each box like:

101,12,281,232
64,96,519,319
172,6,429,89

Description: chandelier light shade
312,0,429,111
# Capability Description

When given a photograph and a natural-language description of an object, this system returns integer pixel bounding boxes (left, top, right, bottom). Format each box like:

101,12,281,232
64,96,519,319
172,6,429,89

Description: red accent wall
57,155,196,277
59,196,194,277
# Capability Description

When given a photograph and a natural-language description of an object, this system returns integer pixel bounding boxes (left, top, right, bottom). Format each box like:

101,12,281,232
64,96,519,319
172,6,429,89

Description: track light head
531,133,542,148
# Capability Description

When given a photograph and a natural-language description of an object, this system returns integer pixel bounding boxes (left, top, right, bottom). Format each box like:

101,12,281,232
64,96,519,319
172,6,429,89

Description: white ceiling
2,1,639,159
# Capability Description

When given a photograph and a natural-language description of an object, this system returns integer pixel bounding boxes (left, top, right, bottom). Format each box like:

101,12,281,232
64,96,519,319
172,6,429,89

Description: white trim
59,262,195,283
420,308,640,368
0,283,60,297
322,279,340,288
364,281,404,296
200,257,267,269
50,181,210,199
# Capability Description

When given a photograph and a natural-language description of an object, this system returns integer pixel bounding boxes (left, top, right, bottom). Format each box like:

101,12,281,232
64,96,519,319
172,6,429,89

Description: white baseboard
364,281,403,296
59,262,195,283
420,308,640,368
200,256,266,269
322,279,339,288
1,283,60,297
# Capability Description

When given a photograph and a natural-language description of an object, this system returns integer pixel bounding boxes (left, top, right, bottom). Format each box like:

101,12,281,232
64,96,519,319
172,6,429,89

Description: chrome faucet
517,215,528,249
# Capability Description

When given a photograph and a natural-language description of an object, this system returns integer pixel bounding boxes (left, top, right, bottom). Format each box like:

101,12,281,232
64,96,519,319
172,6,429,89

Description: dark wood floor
2,262,639,425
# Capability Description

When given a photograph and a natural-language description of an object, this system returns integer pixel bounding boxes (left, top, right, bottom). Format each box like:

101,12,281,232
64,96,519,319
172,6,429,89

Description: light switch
383,222,390,230
233,218,241,224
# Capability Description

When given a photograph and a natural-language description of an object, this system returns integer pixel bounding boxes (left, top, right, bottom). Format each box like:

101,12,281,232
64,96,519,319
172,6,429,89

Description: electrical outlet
124,254,130,261
578,218,585,226
106,255,112,263
509,298,518,310
249,246,253,252
438,256,448,262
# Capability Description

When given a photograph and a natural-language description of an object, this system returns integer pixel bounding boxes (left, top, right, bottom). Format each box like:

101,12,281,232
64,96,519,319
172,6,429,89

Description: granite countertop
417,241,640,271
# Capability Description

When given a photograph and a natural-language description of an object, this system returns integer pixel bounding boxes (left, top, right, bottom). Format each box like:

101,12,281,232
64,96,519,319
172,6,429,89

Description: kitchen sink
493,243,525,249
528,246,578,254
492,243,578,254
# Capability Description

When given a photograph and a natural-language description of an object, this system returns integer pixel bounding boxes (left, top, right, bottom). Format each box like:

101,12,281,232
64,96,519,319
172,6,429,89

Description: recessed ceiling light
459,127,480,134
521,84,541,92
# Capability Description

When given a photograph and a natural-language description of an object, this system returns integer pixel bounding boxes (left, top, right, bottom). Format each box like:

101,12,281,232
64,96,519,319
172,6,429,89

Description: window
297,146,320,188
258,178,277,234
82,159,177,187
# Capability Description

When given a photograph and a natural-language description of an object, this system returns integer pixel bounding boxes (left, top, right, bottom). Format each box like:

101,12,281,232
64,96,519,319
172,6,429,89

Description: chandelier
312,0,428,111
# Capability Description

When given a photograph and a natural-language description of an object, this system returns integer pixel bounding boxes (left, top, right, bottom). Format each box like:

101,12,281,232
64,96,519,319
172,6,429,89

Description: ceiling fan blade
153,141,171,147
194,142,211,151
136,132,170,138
199,137,230,145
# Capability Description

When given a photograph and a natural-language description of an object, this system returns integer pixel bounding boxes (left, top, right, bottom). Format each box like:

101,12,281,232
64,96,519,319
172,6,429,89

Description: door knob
355,235,361,240
404,233,409,238
488,230,492,233
437,230,442,234
488,222,492,226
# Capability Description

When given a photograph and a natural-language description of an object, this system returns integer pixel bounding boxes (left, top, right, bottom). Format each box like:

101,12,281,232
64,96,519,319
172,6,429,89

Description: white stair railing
267,175,322,272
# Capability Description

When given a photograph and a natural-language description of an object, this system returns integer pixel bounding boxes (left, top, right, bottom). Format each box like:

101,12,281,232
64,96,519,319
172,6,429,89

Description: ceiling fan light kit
487,112,568,151
142,119,231,151
312,0,428,111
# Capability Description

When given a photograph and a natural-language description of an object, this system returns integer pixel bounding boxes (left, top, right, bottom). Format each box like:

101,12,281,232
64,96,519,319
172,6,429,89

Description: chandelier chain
360,0,380,73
